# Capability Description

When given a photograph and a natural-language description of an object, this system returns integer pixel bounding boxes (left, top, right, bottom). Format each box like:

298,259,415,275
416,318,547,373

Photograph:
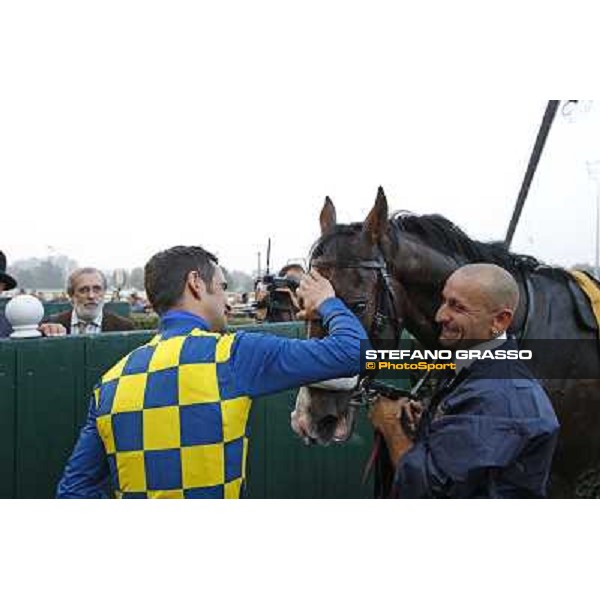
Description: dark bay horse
294,187,600,497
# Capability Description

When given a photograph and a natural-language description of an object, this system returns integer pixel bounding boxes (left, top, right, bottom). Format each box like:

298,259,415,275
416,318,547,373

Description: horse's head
291,187,406,445
310,187,403,339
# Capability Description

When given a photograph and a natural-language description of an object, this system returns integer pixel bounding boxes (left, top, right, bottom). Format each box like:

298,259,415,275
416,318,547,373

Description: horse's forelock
309,223,364,264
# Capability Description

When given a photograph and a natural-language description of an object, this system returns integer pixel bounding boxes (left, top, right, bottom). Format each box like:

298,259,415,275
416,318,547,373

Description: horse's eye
349,301,367,315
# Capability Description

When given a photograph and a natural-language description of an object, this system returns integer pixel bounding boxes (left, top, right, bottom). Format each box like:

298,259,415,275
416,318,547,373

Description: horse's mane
391,211,543,273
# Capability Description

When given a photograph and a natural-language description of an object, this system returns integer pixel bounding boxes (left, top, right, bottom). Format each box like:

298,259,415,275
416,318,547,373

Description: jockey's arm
56,396,110,498
229,296,367,397
227,269,368,397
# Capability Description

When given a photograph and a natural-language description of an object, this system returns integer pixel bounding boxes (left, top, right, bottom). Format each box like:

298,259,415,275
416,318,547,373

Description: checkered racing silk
94,328,251,499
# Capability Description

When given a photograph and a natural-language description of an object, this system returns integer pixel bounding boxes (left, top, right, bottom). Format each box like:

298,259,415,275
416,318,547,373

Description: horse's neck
384,235,457,348
384,235,555,344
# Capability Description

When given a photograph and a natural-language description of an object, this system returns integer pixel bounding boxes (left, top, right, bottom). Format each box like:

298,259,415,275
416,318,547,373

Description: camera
259,274,300,292
253,273,302,322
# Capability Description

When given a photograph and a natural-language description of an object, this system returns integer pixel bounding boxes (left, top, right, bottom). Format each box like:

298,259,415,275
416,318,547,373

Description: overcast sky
1,5,598,277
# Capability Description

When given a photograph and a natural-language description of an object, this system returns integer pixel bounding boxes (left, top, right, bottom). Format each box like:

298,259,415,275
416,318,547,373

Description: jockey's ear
319,196,337,235
363,186,389,244
186,270,206,301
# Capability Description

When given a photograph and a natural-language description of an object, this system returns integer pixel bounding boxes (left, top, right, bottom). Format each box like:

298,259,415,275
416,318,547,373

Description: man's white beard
75,302,103,322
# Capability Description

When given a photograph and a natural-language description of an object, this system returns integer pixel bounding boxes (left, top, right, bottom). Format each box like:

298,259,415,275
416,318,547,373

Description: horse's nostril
320,415,338,428
316,415,339,441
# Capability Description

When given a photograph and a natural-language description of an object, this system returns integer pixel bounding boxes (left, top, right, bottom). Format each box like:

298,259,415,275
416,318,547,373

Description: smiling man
369,263,560,498
436,263,520,350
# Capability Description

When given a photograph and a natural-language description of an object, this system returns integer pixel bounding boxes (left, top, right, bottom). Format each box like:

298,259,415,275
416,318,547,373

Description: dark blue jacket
393,338,559,498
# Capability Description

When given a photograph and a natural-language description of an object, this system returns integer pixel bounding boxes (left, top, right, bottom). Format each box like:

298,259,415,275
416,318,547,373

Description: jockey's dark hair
144,245,218,315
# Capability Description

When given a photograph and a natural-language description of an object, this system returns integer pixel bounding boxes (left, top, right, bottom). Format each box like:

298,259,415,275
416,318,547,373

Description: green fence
0,322,376,499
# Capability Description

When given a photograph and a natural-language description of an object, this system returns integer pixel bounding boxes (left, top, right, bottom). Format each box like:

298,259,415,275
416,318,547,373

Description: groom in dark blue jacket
369,263,559,498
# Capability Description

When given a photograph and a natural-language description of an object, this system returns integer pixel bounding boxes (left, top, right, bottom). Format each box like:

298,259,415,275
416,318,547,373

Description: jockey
57,245,368,499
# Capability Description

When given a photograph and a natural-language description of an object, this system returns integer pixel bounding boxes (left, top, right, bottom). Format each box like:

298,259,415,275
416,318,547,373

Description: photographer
255,263,305,323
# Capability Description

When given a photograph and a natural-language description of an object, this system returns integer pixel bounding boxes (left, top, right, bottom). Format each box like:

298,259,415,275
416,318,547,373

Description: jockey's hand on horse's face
296,269,335,320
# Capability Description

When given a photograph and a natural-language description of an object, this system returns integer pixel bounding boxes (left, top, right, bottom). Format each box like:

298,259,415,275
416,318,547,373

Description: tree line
8,255,256,292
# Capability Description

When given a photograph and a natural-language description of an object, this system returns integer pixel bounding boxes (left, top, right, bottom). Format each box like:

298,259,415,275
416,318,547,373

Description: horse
292,187,600,498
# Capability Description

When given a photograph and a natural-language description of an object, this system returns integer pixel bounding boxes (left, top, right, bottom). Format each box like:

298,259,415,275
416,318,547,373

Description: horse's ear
362,186,389,244
320,196,337,235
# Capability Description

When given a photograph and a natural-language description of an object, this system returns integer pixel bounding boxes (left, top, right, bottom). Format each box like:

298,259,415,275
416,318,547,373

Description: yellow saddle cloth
570,270,600,329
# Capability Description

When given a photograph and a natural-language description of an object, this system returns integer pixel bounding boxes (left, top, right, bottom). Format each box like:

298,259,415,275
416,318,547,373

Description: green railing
0,322,376,499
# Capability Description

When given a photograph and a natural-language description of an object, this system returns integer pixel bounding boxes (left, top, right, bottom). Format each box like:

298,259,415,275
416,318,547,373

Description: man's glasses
75,286,104,295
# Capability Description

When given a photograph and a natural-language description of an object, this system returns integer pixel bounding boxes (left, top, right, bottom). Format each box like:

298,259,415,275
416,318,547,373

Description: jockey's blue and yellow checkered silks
94,328,251,499
56,302,367,499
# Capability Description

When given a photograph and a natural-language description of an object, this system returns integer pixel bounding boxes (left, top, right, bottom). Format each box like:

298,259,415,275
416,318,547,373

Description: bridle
309,246,405,410
309,249,403,350
308,247,417,494
305,239,433,496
